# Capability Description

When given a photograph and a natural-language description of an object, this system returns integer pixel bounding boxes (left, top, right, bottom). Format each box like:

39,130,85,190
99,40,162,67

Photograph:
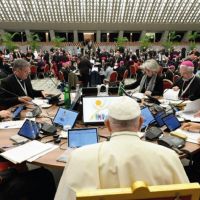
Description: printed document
0,140,54,164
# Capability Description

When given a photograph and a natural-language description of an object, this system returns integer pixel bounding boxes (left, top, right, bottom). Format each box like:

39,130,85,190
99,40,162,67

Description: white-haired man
55,96,188,200
173,60,200,100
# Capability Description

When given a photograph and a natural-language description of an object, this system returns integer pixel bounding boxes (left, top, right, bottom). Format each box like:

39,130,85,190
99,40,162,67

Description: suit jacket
0,74,42,108
55,131,189,200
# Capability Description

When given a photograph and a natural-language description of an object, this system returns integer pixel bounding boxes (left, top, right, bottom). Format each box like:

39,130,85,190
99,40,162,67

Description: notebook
141,107,155,129
18,119,41,140
53,108,78,128
162,113,181,131
68,128,98,148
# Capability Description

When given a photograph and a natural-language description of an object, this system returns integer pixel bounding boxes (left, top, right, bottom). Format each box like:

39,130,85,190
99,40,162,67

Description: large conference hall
0,1,200,200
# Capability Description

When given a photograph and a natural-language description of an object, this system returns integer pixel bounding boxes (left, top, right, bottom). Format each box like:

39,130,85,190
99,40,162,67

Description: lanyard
15,76,27,96
180,75,195,98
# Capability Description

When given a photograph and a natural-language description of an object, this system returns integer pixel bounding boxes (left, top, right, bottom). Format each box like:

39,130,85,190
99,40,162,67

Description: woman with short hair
125,59,163,96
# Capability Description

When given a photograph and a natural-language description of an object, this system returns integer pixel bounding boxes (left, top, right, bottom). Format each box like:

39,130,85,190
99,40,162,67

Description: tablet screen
162,114,181,131
141,107,155,129
154,111,166,127
18,119,40,140
68,128,98,148
53,108,78,128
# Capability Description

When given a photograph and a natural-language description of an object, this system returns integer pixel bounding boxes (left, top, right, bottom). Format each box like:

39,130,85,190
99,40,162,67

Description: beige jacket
55,131,189,200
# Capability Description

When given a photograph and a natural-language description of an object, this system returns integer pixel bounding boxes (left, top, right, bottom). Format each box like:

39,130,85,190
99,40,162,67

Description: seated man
173,60,200,100
55,96,188,200
0,58,46,108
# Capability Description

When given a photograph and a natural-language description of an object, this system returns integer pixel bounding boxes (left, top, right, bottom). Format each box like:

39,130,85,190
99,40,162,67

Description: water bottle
118,82,124,96
64,85,71,109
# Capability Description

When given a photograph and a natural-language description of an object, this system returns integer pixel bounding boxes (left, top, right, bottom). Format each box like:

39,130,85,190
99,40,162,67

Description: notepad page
0,140,53,164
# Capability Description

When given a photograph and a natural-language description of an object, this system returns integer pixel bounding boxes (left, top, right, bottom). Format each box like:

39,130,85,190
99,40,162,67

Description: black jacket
174,76,200,100
0,74,42,108
125,75,163,96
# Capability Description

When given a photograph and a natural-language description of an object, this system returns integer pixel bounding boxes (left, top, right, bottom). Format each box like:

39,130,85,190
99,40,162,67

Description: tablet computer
18,119,40,140
154,111,166,127
162,113,181,131
68,128,98,148
141,107,155,129
53,108,78,128
12,105,25,120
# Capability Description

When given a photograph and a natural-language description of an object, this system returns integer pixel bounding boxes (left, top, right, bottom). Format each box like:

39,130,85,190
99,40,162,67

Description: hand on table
181,122,200,133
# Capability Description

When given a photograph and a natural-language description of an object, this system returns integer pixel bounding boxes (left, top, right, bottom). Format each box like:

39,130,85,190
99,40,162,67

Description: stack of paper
0,140,55,164
178,99,200,122
163,89,179,100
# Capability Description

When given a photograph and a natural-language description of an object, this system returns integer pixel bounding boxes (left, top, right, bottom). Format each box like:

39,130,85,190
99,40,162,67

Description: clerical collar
110,131,140,140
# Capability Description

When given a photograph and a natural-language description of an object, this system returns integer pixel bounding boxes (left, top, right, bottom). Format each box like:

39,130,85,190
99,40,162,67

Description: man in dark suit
0,58,45,108
77,56,92,87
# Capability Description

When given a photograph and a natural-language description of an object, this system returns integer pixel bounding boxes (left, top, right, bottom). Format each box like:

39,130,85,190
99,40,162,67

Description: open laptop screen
68,128,98,148
18,119,40,140
141,107,155,129
53,108,78,128
82,96,120,124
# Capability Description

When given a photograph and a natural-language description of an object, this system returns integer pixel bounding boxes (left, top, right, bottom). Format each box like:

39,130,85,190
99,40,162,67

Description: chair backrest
109,71,118,82
130,65,137,77
123,69,129,80
74,181,200,200
30,65,37,74
44,64,50,73
58,71,65,82
163,79,173,90
173,74,180,84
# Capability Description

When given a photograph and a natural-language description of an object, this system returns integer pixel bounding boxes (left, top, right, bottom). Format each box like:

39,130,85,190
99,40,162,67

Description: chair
129,65,137,78
58,71,65,82
173,74,180,84
30,65,37,79
38,64,50,78
75,181,200,200
104,71,118,86
122,69,129,81
163,79,173,90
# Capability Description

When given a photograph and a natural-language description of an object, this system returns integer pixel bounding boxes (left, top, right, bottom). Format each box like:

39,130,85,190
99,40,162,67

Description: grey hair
180,65,194,73
141,59,160,72
13,59,30,71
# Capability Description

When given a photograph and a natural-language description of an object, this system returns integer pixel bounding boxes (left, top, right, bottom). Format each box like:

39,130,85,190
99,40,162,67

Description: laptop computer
141,107,155,129
18,119,41,140
68,128,98,148
162,113,181,132
53,108,79,128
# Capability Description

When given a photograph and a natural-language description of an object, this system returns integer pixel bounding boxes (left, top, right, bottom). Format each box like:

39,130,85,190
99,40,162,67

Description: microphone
119,84,141,103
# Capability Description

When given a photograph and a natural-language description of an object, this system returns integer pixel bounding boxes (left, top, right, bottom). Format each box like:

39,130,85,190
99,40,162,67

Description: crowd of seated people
0,46,200,91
